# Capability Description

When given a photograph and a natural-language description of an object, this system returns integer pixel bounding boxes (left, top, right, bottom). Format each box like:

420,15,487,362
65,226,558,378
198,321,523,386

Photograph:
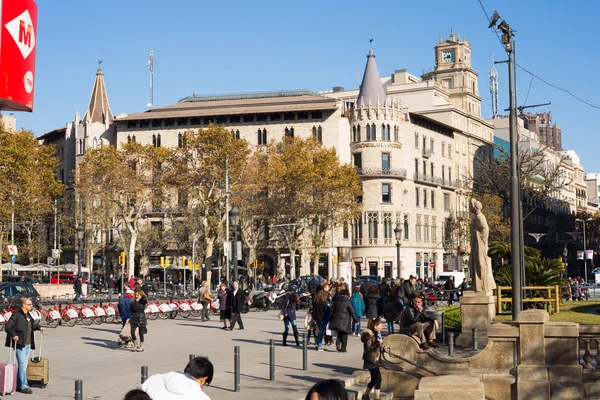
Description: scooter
249,291,271,311
267,289,289,310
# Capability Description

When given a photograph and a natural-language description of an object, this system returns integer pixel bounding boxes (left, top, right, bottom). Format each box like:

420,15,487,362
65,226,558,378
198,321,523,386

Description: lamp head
77,225,85,240
229,206,241,227
394,224,403,241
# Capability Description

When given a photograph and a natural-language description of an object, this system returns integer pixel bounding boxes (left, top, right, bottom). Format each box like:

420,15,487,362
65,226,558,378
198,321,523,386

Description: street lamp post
76,225,85,279
563,247,568,275
229,206,241,283
394,224,403,280
576,217,592,283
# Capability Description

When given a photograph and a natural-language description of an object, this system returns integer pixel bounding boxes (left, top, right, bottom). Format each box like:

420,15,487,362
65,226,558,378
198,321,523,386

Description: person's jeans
283,318,298,334
316,321,327,349
121,317,129,328
200,300,210,321
387,321,394,335
352,317,362,335
74,291,81,301
16,344,31,390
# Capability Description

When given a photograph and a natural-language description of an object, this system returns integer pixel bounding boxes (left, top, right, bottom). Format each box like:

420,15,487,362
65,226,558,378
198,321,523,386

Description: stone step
346,384,395,400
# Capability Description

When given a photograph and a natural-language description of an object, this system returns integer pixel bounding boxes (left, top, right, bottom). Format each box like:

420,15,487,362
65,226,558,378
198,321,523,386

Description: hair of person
305,379,349,400
20,297,30,305
390,285,401,300
367,317,383,331
353,286,360,293
123,389,152,400
233,281,239,285
288,292,298,304
134,290,146,300
184,356,214,385
414,295,423,302
338,289,350,297
368,285,379,294
314,289,328,304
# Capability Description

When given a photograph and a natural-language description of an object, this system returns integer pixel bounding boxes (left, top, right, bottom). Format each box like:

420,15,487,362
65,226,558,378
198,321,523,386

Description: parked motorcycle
249,291,271,311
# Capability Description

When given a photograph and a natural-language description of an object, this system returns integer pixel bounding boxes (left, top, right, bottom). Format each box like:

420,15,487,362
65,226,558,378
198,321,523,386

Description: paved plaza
17,309,365,399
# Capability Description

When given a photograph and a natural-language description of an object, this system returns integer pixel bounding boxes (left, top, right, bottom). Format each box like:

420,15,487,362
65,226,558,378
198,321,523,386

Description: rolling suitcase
0,341,17,395
26,332,48,388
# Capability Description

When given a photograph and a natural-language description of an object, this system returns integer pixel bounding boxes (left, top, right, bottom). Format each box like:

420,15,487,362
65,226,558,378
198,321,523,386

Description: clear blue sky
12,0,600,170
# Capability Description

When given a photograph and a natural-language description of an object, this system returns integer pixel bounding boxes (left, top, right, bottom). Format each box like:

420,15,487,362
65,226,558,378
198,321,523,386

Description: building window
152,119,161,128
127,135,131,144
381,153,390,171
442,166,445,181
352,126,357,142
354,218,363,241
354,153,362,169
165,119,175,127
132,135,136,143
431,191,435,209
127,121,137,129
178,133,184,148
234,130,240,139
442,142,446,157
430,163,434,177
153,133,161,148
416,214,422,240
444,193,450,210
383,213,392,239
382,183,391,203
403,214,409,240
312,111,323,119
285,127,294,138
178,118,188,126
371,123,377,140
381,124,390,141
367,212,378,240
449,167,452,182
430,138,434,152
298,111,309,120
256,114,267,122
424,216,429,241
415,132,419,148
152,134,156,147
284,112,294,121
191,117,201,125
423,161,427,177
432,216,437,241
416,188,420,206
422,135,426,149
366,124,372,140
448,144,452,158
269,113,281,121
423,189,428,208
415,159,419,175
394,126,399,142
343,221,349,240
243,114,254,123
258,129,267,145
317,126,322,142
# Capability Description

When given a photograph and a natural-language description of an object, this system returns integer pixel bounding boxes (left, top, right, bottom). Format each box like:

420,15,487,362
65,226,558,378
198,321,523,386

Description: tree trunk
128,229,137,278
204,236,214,285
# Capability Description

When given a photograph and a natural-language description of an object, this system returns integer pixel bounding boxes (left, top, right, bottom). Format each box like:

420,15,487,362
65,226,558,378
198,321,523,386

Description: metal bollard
269,339,275,381
74,380,83,400
189,354,196,362
302,333,308,370
234,345,240,392
447,333,454,356
472,328,478,350
141,366,148,384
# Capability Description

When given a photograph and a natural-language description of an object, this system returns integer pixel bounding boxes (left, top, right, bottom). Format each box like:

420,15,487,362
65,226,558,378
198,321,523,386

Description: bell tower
422,30,482,116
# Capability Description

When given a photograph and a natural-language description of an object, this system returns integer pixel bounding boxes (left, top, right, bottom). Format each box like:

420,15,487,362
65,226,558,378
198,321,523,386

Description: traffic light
188,260,192,271
182,256,187,267
119,252,125,265
160,257,165,267
165,258,170,268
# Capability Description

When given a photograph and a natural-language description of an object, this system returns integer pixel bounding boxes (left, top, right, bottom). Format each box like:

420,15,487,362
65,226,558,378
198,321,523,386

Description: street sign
51,249,60,259
224,242,231,259
429,262,435,268
7,245,17,256
11,255,16,263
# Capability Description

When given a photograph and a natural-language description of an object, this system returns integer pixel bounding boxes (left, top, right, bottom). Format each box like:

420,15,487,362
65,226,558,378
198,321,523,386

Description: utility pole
490,12,523,320
225,158,230,284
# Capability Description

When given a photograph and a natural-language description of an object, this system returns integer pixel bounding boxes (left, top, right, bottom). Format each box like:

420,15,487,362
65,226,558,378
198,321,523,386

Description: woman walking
281,292,300,346
330,289,358,352
130,290,148,352
350,288,365,336
312,285,330,351
217,282,231,330
364,285,380,319
360,318,386,400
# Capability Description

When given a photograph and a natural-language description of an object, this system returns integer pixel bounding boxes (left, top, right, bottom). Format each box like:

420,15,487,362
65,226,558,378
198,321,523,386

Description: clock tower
422,30,482,117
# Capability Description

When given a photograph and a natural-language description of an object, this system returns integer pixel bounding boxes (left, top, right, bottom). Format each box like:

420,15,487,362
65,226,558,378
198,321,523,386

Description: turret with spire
83,67,113,127
356,46,387,108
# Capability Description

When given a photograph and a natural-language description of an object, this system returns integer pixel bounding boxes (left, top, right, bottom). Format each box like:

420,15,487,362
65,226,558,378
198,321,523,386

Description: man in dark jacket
5,297,44,394
308,275,319,297
400,296,438,350
400,276,416,307
444,276,456,305
228,281,245,330
377,277,390,316
359,277,372,298
73,276,83,302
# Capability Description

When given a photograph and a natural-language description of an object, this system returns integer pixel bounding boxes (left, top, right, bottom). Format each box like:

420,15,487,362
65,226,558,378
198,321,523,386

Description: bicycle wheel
104,313,115,324
47,316,59,328
82,316,94,326
179,310,191,318
93,316,103,325
191,309,201,317
168,310,177,319
65,315,77,327
158,311,169,320
147,311,158,320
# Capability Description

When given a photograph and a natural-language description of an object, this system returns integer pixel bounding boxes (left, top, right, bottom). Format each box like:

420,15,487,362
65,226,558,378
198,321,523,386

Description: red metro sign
0,0,38,112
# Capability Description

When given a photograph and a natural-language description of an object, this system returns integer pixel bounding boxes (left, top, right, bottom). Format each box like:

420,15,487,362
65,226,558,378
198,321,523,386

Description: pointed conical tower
349,46,405,279
83,68,113,128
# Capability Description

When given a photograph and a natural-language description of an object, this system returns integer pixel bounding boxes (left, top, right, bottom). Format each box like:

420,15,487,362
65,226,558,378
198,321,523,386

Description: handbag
278,310,285,321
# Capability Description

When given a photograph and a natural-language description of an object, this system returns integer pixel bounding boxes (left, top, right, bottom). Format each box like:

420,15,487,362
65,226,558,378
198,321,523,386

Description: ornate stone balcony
357,167,407,179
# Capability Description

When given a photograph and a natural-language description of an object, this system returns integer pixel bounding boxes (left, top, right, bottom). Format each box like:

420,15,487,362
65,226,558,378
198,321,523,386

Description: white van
436,272,466,286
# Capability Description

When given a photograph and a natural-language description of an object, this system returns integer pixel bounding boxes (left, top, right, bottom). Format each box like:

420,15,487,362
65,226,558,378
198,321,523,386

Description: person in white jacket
141,356,213,400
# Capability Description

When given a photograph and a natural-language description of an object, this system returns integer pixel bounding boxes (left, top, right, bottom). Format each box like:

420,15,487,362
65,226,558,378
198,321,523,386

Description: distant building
1,114,16,131
520,111,562,151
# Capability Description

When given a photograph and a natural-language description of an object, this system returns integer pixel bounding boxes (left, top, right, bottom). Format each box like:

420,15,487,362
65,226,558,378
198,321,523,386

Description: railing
357,167,407,178
413,172,463,189
422,148,432,158
580,326,600,372
353,238,362,246
495,285,561,314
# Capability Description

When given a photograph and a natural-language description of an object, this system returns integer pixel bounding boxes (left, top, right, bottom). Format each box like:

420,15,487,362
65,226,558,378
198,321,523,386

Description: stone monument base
455,290,496,348
414,376,485,400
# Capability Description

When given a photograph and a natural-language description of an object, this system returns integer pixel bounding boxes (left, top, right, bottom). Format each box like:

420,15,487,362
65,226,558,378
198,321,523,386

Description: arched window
366,124,371,140
352,126,357,142
381,124,386,140
317,126,322,143
132,135,136,143
127,135,131,144
312,126,317,138
371,123,377,140
403,215,409,240
178,133,183,148
285,127,294,138
357,125,361,141
157,133,161,147
152,134,157,147
386,124,391,141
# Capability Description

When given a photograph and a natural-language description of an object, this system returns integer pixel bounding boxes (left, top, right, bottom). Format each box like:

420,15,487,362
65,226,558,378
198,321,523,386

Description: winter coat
364,293,380,319
378,283,390,299
400,281,415,305
118,295,133,319
361,328,380,369
350,292,365,318
329,295,357,333
400,304,433,335
217,289,230,311
312,299,330,323
281,298,298,321
141,371,211,400
130,296,148,327
228,288,245,313
308,278,319,296
5,309,41,350
383,299,400,322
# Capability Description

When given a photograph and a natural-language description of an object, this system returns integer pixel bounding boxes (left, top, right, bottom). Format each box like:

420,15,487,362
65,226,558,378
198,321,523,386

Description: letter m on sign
19,20,32,47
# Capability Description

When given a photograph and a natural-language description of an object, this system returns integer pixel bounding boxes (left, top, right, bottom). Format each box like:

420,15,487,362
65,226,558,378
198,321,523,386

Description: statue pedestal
455,290,496,348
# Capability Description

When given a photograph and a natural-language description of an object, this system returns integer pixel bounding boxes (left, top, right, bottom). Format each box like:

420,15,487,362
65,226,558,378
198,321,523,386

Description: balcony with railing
413,172,464,189
357,167,407,179
422,148,432,158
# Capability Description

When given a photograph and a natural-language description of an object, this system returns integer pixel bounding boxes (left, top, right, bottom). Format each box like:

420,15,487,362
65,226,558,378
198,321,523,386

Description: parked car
50,273,86,285
0,282,41,307
354,275,380,288
2,275,39,284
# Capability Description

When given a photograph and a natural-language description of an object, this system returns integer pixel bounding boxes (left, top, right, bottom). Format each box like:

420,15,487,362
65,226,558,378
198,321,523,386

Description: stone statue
468,198,497,292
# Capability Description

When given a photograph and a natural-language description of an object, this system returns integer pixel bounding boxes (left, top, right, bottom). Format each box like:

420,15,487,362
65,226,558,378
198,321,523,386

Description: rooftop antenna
489,53,499,118
148,50,154,109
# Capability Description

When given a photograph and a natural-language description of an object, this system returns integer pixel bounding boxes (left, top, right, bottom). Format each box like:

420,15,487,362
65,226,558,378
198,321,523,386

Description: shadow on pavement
286,374,322,384
224,371,269,381
312,363,359,375
82,326,121,334
259,362,303,371
177,323,225,330
81,336,116,348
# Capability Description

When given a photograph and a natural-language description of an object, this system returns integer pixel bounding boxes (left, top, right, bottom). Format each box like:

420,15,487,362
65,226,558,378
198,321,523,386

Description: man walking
106,274,114,301
228,281,245,330
5,297,44,394
73,276,83,302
